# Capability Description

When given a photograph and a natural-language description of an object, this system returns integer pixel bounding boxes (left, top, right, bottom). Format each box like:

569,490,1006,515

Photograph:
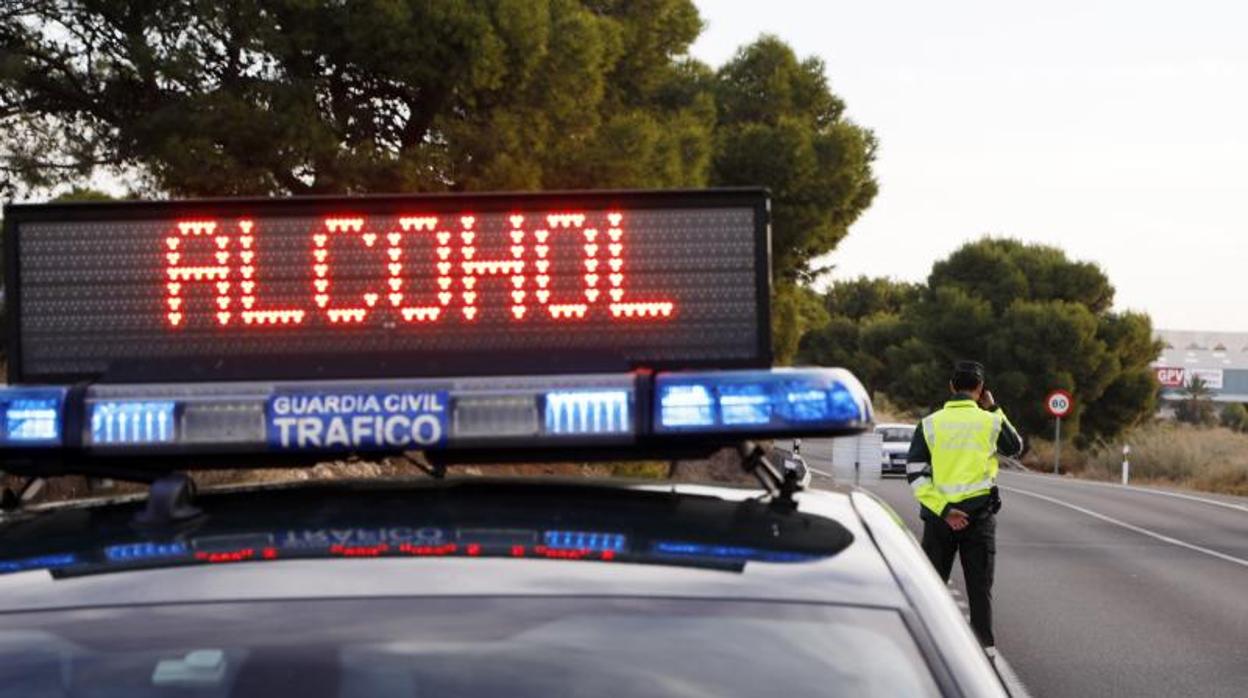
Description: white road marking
1011,471,1248,514
1001,486,1248,570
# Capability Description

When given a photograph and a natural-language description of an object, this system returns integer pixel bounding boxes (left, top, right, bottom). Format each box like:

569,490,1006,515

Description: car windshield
0,597,939,697
877,427,914,443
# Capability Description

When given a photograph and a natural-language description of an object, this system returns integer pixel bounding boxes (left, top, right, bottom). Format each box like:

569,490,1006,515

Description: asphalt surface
827,467,1248,697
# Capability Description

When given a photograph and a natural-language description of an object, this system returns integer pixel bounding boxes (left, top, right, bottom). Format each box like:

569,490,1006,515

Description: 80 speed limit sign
1045,390,1074,418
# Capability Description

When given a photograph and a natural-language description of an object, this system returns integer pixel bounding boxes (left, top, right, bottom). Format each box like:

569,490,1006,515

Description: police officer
907,360,1023,653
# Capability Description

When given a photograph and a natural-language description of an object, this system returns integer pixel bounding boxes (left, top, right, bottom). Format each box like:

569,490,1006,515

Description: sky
690,0,1248,332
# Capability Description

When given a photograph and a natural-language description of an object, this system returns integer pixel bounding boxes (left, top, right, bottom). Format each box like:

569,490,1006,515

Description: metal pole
1053,417,1062,475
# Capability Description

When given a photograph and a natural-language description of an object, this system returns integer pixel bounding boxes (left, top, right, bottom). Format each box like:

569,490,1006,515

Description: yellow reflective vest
910,399,1015,518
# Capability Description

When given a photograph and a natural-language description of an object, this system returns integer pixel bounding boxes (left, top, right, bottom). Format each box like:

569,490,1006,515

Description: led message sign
4,190,769,382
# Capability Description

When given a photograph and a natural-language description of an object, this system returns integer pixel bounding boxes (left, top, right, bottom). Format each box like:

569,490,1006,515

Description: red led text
164,212,674,328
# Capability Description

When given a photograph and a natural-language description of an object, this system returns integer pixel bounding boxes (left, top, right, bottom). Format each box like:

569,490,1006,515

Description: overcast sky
691,0,1247,332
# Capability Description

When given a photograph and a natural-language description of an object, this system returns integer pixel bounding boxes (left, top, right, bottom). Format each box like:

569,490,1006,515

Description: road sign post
1045,390,1074,475
1053,417,1061,474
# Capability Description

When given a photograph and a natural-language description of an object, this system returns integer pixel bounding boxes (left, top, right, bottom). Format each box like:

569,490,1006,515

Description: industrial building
1152,330,1248,404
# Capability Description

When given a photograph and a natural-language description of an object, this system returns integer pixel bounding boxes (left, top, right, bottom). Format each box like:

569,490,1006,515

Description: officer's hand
945,509,970,531
978,390,997,410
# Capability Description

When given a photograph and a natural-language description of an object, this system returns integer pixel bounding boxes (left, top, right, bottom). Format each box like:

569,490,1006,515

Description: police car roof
0,478,908,613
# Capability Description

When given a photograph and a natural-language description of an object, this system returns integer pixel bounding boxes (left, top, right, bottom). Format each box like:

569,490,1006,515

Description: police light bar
0,368,870,458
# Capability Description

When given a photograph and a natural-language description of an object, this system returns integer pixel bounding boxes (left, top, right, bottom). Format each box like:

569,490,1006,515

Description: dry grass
1023,422,1248,496
4,449,760,506
872,393,923,425
1022,439,1090,473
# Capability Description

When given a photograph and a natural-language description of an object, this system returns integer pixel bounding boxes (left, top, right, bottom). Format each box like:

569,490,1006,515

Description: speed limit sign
1045,390,1074,418
1045,389,1074,474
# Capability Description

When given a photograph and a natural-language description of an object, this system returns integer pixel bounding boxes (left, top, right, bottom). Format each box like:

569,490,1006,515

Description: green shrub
1220,403,1248,433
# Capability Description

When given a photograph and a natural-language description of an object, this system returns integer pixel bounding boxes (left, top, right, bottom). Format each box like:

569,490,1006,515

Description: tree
820,276,922,320
710,36,878,283
928,238,1113,316
1176,376,1216,426
803,239,1162,443
901,241,1160,443
50,187,116,203
772,283,828,366
709,37,878,361
1079,310,1159,439
797,276,920,388
0,0,713,196
1,6,877,364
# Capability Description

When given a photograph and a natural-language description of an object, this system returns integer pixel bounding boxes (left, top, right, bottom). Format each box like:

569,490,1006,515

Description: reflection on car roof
0,478,908,612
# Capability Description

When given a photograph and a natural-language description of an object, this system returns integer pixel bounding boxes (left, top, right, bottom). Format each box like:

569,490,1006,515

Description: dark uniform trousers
921,511,996,647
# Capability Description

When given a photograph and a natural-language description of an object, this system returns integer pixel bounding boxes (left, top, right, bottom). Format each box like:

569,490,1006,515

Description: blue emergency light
0,388,66,446
654,368,870,433
91,401,177,445
0,368,871,456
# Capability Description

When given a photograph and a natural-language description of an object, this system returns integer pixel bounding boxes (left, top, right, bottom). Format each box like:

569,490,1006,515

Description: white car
875,422,916,475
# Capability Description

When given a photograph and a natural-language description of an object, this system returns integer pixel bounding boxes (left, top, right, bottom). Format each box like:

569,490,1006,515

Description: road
824,468,1248,697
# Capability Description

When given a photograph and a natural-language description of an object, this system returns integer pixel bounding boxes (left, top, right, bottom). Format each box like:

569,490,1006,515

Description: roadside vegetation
868,389,1248,497
798,242,1162,447
869,393,923,426
1023,421,1248,497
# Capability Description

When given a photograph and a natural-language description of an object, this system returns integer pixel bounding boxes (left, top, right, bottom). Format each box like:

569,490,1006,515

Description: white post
1122,443,1131,485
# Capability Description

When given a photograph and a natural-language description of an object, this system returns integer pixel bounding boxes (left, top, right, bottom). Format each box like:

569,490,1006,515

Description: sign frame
1045,389,1074,418
3,188,772,384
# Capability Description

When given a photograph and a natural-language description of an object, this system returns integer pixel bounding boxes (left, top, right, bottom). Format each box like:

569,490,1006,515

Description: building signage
1155,367,1186,388
1155,367,1224,390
